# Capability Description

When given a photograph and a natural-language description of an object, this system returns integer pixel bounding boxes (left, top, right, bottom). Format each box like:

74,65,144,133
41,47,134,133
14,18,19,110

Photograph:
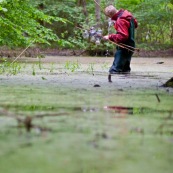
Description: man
103,5,138,74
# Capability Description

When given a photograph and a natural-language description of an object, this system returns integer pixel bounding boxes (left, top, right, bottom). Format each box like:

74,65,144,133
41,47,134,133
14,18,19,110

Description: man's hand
103,35,109,40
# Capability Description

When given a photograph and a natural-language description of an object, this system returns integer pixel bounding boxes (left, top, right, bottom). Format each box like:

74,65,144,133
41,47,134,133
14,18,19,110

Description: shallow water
0,57,173,173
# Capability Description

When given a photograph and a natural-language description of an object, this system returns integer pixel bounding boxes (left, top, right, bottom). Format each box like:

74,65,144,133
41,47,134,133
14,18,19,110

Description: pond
0,56,173,173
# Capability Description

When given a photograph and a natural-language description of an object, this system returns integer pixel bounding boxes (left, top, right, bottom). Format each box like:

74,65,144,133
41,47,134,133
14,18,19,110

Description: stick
119,43,140,52
93,0,104,12
155,94,161,103
108,40,135,52
11,39,35,65
93,0,108,16
75,26,88,31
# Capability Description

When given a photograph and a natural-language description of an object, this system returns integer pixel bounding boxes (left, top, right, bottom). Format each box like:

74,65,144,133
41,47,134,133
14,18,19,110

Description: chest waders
127,18,135,48
109,15,136,74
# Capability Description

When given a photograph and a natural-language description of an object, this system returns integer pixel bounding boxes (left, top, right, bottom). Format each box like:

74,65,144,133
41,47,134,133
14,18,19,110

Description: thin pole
93,0,106,14
11,39,35,64
108,40,135,53
119,43,140,52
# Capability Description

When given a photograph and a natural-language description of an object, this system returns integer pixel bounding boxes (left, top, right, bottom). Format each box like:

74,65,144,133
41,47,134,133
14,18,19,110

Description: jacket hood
111,9,138,28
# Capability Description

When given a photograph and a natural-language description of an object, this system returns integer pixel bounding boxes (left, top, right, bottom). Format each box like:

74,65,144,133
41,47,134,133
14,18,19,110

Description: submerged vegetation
0,58,22,75
64,60,81,72
0,58,102,75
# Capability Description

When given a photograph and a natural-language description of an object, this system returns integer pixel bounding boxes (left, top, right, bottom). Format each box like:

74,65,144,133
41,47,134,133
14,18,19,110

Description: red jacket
109,9,138,43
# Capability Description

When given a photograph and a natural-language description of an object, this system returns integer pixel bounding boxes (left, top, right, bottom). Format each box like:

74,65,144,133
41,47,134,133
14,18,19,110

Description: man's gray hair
104,5,117,17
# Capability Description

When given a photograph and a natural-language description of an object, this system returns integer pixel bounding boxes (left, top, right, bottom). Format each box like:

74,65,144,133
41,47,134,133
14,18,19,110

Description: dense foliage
0,0,173,50
0,0,67,47
119,0,173,49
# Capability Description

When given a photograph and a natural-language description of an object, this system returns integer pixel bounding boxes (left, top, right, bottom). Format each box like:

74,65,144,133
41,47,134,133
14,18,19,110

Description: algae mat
0,56,173,173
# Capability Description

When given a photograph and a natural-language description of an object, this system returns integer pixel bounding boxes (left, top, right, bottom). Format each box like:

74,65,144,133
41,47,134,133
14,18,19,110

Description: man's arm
104,19,130,43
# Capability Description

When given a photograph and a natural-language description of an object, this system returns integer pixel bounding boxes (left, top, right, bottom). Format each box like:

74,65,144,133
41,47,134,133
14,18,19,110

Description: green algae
0,83,173,173
0,57,173,173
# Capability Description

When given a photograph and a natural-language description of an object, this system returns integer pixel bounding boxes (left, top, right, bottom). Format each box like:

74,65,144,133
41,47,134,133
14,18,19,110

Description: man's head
104,5,117,18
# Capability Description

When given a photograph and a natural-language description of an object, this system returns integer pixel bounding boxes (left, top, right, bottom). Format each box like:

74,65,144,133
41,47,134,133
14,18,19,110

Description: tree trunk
95,0,101,28
82,0,88,24
170,18,173,42
77,0,88,24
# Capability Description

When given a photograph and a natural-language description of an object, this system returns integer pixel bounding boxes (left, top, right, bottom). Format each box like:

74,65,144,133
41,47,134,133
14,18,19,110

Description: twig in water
155,94,161,103
108,74,112,82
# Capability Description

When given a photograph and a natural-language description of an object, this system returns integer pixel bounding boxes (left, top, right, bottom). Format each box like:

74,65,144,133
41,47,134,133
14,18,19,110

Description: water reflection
104,106,134,115
104,106,173,116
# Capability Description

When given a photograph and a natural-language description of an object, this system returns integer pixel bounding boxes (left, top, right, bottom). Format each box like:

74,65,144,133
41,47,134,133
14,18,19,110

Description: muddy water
0,56,173,173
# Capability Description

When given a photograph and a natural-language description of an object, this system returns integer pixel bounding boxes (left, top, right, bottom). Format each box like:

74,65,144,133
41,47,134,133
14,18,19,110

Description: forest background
0,0,173,56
